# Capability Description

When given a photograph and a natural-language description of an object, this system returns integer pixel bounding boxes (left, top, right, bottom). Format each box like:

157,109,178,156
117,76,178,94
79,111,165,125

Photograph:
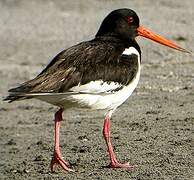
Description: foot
50,150,74,172
108,161,135,169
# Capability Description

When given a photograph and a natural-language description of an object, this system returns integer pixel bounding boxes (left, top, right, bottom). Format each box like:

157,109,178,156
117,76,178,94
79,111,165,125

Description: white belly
69,66,140,110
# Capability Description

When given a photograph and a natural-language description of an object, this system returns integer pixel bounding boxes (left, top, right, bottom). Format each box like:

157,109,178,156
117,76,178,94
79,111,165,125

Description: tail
3,93,33,103
3,84,34,103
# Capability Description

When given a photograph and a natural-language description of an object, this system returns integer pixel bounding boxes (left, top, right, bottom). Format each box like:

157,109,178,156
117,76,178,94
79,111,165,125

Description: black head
96,8,190,53
96,9,140,41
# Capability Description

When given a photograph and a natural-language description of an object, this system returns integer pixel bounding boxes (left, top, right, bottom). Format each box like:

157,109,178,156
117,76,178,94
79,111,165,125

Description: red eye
127,16,133,24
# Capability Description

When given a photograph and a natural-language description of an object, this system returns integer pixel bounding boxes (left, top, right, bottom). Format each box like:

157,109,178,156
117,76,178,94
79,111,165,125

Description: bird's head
96,9,139,40
96,8,190,53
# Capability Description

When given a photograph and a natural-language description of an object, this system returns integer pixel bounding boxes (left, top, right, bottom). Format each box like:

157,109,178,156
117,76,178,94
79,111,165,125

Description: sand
0,0,194,179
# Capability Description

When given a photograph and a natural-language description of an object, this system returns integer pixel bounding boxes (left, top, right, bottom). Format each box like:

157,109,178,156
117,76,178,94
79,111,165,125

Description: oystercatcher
4,9,189,172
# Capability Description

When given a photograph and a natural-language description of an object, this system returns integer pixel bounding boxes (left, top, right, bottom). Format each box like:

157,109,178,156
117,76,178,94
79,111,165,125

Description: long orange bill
137,26,190,54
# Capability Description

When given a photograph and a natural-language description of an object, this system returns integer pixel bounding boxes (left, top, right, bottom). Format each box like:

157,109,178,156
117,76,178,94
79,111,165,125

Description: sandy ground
0,0,194,179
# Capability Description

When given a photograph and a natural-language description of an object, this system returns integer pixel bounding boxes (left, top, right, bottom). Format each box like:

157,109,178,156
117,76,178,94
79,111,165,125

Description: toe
108,162,136,170
51,152,73,172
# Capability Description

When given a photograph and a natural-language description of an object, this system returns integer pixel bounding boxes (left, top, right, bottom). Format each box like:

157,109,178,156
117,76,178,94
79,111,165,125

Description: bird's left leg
50,108,73,172
103,110,134,169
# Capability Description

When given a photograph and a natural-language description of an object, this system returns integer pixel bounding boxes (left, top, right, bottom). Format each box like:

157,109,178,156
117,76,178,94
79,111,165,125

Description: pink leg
103,112,134,169
50,108,73,172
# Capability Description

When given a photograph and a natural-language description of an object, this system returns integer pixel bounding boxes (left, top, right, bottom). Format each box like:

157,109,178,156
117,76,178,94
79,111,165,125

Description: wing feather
5,38,139,102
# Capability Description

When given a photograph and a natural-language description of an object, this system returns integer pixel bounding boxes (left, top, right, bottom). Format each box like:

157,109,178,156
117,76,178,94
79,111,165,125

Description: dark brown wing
4,38,139,102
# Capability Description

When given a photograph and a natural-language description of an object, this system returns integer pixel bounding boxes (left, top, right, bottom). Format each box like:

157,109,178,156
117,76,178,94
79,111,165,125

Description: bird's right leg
50,108,73,172
103,110,134,169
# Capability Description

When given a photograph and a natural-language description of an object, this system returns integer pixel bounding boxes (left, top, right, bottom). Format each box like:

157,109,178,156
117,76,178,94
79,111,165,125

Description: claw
50,151,74,172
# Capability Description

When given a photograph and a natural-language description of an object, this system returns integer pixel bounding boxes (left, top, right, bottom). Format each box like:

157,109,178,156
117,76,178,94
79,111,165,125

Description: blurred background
0,0,193,179
0,0,193,90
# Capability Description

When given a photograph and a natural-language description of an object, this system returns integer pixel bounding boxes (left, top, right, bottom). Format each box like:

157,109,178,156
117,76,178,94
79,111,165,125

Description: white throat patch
122,47,139,56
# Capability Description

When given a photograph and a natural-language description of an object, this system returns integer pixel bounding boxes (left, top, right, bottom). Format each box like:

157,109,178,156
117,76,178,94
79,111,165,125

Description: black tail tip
3,95,19,103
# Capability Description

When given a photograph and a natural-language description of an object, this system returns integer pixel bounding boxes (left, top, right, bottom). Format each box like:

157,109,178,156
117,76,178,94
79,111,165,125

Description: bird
4,8,189,172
